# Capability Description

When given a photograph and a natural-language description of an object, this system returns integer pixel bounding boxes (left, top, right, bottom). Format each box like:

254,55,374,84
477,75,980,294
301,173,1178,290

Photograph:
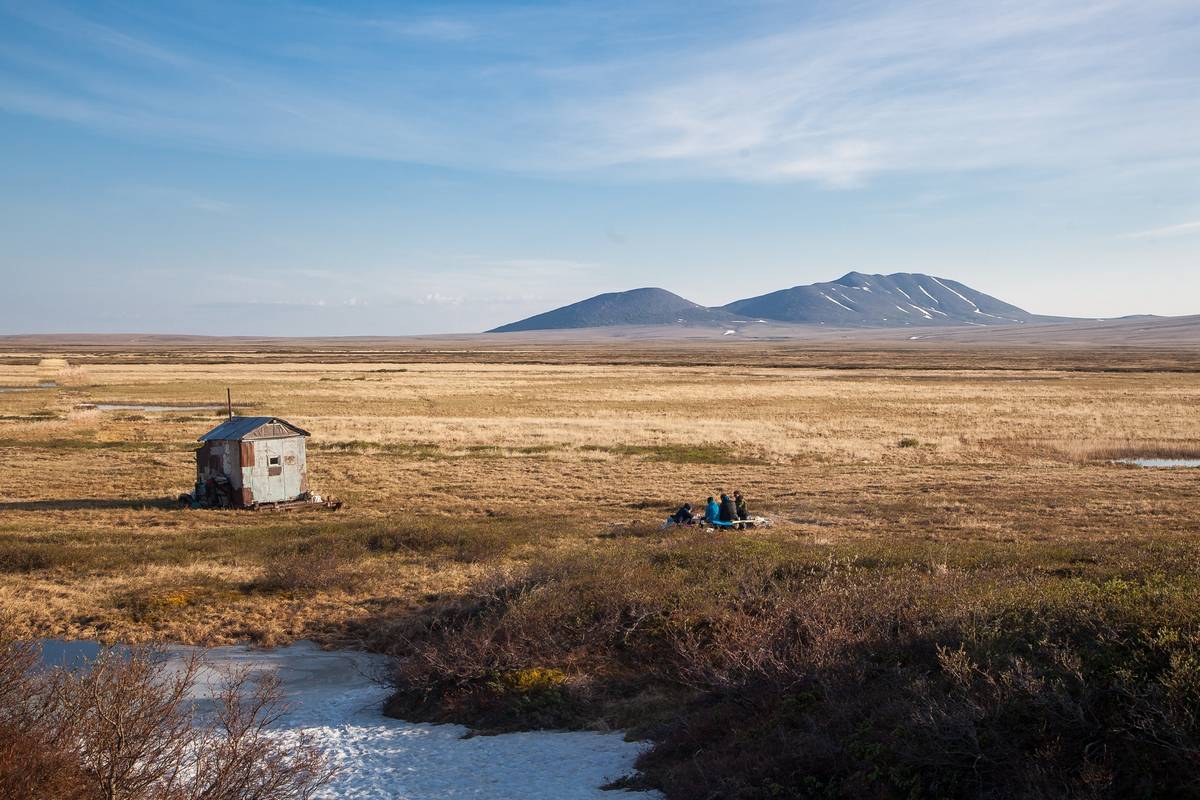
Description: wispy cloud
158,254,600,319
1125,220,1200,239
109,185,236,214
1,1,1197,186
370,17,477,43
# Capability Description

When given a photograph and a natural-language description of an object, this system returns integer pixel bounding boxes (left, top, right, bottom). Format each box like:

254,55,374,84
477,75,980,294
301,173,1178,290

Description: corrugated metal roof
198,416,310,442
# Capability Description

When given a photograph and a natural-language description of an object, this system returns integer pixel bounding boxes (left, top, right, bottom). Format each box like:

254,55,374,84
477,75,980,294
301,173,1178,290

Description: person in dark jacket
669,503,695,526
734,490,752,529
719,493,737,524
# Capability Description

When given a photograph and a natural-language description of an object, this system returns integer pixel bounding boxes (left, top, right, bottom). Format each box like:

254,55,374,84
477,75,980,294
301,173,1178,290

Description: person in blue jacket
704,496,721,525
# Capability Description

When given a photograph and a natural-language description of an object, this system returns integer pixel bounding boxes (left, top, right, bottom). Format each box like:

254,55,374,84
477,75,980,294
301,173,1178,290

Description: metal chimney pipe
227,387,232,420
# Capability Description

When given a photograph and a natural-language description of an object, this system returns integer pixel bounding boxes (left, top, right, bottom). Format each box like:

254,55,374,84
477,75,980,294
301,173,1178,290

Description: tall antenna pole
226,387,232,420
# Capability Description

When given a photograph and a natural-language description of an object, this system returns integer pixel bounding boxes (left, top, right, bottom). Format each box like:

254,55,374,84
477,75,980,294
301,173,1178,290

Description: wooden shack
195,416,310,507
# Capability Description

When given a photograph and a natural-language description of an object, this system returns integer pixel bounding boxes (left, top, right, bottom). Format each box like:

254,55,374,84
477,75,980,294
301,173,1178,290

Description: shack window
268,456,281,467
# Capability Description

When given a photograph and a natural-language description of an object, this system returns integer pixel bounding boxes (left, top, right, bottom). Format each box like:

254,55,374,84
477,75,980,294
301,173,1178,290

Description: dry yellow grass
1,348,1198,646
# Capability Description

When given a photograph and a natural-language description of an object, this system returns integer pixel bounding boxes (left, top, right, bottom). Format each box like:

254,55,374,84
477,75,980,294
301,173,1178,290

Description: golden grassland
0,350,1198,649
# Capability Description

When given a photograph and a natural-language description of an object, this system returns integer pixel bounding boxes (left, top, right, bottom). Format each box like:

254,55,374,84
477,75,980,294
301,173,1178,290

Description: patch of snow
50,642,658,800
723,329,737,335
821,293,855,312
757,319,767,323
894,287,912,301
917,285,941,305
930,277,985,314
908,305,934,320
895,305,910,314
1116,458,1200,469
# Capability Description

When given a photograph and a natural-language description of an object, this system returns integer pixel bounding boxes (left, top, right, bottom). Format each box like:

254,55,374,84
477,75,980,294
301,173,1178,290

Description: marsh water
0,382,56,393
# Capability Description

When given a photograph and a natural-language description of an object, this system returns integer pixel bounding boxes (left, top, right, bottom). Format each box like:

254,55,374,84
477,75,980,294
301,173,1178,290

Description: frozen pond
39,640,657,800
1115,458,1200,469
40,638,108,668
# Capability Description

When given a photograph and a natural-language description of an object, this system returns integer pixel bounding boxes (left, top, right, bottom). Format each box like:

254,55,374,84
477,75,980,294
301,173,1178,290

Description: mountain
488,287,736,333
488,272,1059,332
721,272,1042,327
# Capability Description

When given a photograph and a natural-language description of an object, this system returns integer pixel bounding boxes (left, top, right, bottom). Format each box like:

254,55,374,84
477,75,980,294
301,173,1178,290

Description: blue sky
1,0,1198,335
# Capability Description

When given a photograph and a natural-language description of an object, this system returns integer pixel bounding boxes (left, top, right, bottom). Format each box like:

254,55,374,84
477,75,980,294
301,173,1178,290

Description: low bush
0,628,334,800
384,535,1200,798
254,538,355,594
359,518,534,562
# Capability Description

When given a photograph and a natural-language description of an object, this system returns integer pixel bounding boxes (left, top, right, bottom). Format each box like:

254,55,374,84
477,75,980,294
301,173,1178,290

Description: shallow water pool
1,382,59,392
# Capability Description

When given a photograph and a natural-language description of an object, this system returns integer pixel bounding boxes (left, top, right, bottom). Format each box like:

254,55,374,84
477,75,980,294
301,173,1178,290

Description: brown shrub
0,721,97,800
255,540,354,593
0,629,335,800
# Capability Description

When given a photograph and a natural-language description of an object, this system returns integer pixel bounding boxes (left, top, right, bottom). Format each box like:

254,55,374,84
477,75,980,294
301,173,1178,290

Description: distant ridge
721,271,1049,327
488,287,735,333
490,272,1058,332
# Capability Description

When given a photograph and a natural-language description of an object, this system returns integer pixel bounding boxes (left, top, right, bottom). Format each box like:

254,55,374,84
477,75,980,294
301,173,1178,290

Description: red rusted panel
240,442,255,468
240,488,254,507
268,466,282,477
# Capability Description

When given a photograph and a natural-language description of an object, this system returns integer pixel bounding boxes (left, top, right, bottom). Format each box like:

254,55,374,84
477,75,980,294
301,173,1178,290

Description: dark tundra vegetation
385,532,1200,799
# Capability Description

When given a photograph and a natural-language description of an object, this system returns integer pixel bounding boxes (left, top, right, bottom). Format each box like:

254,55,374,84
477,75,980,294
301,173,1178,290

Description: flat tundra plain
1,345,1199,647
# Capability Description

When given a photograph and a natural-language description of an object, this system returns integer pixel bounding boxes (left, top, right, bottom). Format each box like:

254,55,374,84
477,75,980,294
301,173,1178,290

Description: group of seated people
667,491,754,529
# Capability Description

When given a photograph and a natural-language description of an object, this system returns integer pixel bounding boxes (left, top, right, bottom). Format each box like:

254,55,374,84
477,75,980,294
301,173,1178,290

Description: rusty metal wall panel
240,487,254,507
282,437,307,499
240,442,255,467
223,442,243,489
241,439,286,504
195,443,209,480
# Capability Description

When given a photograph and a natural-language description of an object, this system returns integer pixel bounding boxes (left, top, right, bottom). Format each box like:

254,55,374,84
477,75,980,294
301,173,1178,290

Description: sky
0,0,1198,335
